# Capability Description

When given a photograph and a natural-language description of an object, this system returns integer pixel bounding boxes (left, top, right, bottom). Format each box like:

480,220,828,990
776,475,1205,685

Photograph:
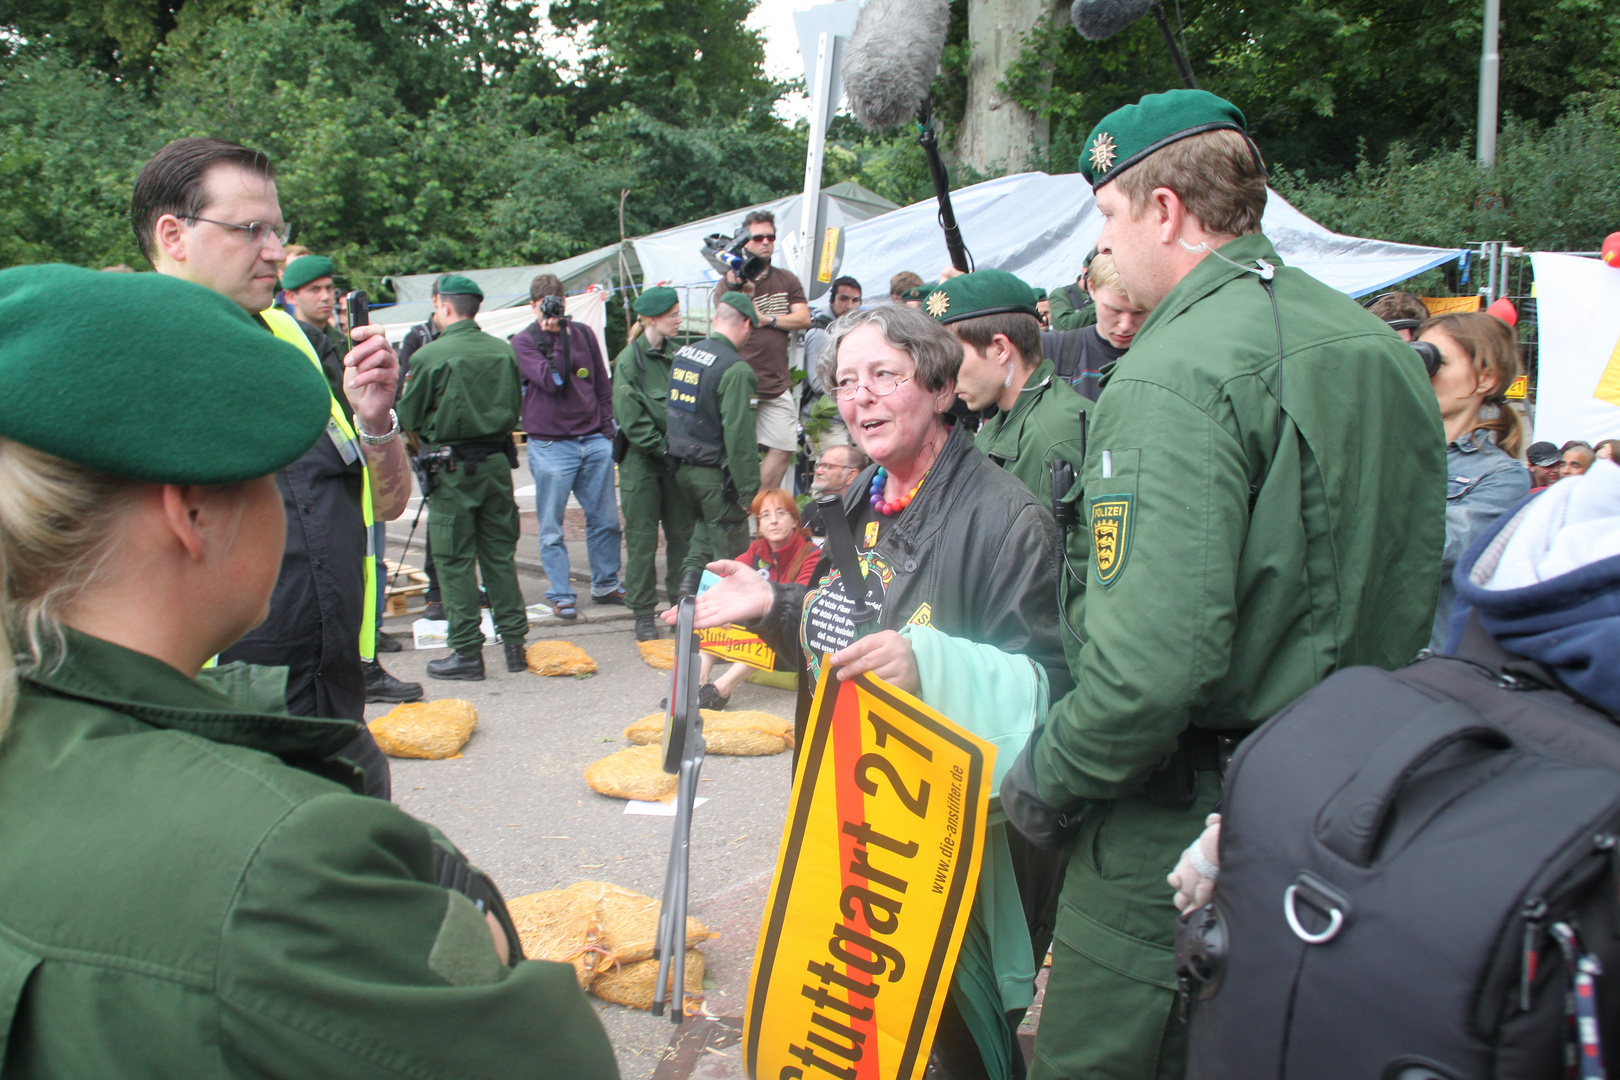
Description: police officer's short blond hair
1088,253,1125,294
1115,128,1267,238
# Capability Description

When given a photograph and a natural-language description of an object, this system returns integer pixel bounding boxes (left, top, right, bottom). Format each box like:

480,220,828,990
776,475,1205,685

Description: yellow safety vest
261,308,379,662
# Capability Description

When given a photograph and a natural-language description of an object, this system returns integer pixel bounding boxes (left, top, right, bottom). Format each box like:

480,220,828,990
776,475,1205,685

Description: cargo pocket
0,934,43,1063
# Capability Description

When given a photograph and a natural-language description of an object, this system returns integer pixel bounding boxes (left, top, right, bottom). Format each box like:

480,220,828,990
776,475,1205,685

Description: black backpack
1179,620,1620,1080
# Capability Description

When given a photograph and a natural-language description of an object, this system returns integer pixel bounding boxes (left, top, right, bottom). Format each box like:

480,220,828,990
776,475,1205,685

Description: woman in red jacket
695,488,820,708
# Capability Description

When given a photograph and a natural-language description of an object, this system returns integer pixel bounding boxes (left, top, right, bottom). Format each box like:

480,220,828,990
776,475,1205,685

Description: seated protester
694,488,820,709
1526,440,1564,491
1365,289,1430,342
1042,252,1147,401
1598,438,1619,462
1562,439,1596,477
1419,311,1531,649
673,305,1070,1080
0,266,617,1077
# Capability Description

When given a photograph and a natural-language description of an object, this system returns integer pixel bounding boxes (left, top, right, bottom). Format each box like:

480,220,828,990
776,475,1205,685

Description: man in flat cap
133,136,416,797
613,286,696,641
666,292,761,598
1004,90,1447,1078
396,275,529,681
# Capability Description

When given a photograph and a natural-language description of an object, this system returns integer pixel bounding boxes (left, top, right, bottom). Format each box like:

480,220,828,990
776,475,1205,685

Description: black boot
635,614,660,642
427,649,485,681
503,639,528,673
374,628,403,652
677,569,702,598
423,598,445,620
364,659,423,703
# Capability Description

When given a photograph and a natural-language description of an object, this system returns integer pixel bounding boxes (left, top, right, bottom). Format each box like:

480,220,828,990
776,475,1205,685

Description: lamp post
1477,0,1500,168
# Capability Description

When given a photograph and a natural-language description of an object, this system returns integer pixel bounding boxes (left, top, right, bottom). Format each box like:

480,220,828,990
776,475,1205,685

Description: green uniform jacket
0,629,617,1077
1047,282,1097,332
612,335,673,459
396,319,522,444
1034,233,1447,806
974,358,1091,676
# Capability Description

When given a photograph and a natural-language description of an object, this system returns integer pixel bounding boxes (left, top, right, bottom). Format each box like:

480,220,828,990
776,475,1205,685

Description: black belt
1181,726,1248,774
1142,726,1250,810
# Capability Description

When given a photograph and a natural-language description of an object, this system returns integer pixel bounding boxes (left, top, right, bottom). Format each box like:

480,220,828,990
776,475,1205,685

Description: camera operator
396,276,529,680
1366,289,1430,341
514,274,622,620
714,211,811,492
133,137,412,799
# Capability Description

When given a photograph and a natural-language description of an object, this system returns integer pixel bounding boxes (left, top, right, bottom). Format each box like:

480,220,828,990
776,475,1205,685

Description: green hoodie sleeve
612,342,666,457
720,361,760,503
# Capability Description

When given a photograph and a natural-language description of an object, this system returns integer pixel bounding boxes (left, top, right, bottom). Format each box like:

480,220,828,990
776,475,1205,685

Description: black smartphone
343,290,369,350
661,597,699,774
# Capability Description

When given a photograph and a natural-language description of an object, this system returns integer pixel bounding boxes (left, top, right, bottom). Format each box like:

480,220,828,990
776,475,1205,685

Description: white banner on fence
1528,253,1620,446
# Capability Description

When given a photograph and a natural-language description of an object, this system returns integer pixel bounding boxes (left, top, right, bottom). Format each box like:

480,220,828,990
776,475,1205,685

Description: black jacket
755,423,1072,743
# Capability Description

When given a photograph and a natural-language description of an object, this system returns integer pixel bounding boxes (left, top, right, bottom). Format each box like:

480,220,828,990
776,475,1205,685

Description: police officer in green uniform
614,286,696,640
924,269,1091,677
396,275,528,681
667,291,761,596
0,264,618,1077
1006,91,1447,1080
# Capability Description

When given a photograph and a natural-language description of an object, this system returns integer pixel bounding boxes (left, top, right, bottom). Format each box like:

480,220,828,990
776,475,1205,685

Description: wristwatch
768,316,779,331
358,408,400,446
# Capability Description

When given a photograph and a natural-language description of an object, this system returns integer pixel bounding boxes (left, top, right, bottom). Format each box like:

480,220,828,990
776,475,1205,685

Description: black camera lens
1411,340,1442,379
540,294,566,319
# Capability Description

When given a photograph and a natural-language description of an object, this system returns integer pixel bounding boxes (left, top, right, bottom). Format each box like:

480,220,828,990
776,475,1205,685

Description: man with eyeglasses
133,137,415,797
800,443,870,540
714,210,811,492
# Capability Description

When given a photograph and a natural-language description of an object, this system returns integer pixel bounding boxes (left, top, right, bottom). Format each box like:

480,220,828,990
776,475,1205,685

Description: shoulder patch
429,892,504,987
1090,494,1134,587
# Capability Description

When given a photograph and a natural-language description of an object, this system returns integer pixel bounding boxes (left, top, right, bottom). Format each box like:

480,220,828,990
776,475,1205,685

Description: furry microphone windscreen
1070,0,1153,40
841,0,952,131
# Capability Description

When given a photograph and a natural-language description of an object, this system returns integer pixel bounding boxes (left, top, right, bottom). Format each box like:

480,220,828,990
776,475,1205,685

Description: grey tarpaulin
828,171,1465,305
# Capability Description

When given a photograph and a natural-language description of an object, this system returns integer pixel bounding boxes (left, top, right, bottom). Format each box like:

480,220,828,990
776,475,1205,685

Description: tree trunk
953,0,1055,175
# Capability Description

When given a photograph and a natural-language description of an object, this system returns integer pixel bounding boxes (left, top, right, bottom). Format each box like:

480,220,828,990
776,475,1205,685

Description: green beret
634,286,679,317
900,283,935,303
436,274,483,298
0,265,331,484
1033,287,1048,301
1079,89,1253,190
922,269,1041,325
280,255,334,291
717,291,759,326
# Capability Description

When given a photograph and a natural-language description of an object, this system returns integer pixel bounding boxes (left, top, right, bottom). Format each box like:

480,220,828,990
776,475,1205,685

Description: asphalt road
367,548,793,1079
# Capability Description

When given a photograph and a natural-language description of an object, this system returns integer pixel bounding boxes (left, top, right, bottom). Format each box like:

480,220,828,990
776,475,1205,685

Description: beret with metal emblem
280,254,334,291
633,285,679,317
717,291,759,326
1079,89,1256,190
922,269,1042,325
900,283,936,303
0,264,332,484
435,274,483,298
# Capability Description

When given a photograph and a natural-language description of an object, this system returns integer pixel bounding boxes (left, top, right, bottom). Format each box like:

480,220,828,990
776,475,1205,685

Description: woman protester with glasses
0,266,616,1076
668,304,1070,1080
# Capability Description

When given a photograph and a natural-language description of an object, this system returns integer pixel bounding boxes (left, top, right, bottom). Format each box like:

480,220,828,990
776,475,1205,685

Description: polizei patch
1090,494,1134,587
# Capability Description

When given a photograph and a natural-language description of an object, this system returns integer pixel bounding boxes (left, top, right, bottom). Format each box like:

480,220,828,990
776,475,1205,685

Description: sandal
553,599,578,620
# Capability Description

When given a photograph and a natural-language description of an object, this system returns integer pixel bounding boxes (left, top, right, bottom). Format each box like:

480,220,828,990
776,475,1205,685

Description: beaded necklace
868,466,925,516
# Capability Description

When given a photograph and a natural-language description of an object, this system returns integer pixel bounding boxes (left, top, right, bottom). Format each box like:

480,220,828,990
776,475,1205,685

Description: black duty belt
1142,726,1251,810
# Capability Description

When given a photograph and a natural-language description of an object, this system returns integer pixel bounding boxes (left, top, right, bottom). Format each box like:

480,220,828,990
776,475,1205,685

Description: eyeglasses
749,233,776,243
831,371,912,400
186,216,294,246
815,460,857,473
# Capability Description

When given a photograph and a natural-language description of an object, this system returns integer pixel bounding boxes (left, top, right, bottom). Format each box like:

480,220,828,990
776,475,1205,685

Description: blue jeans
527,433,622,604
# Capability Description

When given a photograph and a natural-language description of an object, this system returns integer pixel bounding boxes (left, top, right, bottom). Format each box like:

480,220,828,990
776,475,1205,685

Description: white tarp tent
1528,253,1620,445
831,172,1465,305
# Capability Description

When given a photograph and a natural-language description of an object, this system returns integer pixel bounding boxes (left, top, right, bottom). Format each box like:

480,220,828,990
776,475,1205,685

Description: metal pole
1477,0,1500,168
797,31,836,291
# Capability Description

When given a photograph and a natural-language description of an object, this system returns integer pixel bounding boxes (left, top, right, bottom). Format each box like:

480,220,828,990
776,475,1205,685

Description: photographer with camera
714,211,811,492
396,275,529,680
514,274,622,620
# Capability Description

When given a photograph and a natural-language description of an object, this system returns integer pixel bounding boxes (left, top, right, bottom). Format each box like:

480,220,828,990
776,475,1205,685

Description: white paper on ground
412,610,497,649
526,602,554,621
624,797,710,817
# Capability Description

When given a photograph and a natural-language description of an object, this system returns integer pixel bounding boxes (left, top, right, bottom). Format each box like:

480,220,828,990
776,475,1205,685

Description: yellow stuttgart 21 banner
698,624,778,672
744,665,995,1080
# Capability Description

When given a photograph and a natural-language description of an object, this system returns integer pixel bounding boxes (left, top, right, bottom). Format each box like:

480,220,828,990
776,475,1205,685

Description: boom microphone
1069,0,1152,41
841,0,952,132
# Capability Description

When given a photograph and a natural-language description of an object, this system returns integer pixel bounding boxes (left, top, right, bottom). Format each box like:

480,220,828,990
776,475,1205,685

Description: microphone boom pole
916,97,972,273
1148,0,1198,89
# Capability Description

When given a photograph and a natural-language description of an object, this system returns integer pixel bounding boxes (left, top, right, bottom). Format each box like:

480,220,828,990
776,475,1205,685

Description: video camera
700,231,768,285
1411,340,1442,379
538,294,567,321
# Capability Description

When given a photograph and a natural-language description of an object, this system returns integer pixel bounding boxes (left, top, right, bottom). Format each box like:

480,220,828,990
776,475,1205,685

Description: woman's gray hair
817,304,963,395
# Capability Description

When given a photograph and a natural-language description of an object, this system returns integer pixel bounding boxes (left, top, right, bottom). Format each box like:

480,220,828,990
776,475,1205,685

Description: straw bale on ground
525,641,598,676
592,950,705,1013
622,709,794,756
367,699,476,759
505,888,603,989
637,639,675,670
584,743,677,802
